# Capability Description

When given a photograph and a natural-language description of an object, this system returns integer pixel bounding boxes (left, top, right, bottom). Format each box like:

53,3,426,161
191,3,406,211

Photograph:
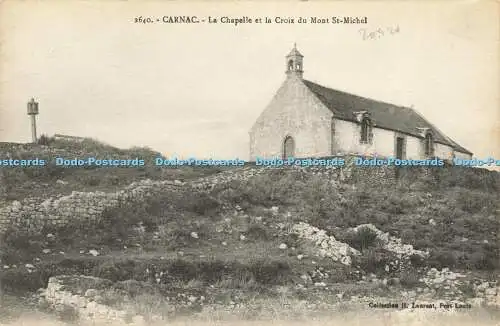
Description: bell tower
285,43,303,79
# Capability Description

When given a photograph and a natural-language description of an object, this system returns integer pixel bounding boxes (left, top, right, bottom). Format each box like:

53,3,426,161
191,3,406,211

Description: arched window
288,60,294,71
424,133,434,156
360,118,370,143
283,136,295,159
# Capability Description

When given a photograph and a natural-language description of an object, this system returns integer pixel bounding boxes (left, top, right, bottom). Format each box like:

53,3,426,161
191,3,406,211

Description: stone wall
43,275,143,325
0,161,455,238
0,167,265,236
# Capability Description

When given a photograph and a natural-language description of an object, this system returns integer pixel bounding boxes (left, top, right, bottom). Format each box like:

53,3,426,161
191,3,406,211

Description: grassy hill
0,135,231,201
0,136,499,323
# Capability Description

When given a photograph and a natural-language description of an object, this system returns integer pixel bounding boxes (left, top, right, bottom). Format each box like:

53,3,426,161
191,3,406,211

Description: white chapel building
249,46,473,161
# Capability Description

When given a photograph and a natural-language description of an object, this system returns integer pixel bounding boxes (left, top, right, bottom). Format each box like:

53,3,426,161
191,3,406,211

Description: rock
190,232,199,239
25,264,35,269
297,254,304,260
88,249,99,256
131,315,146,325
42,249,51,254
428,219,436,226
467,297,485,307
240,234,246,241
279,243,288,250
94,295,104,303
84,289,99,298
221,241,227,246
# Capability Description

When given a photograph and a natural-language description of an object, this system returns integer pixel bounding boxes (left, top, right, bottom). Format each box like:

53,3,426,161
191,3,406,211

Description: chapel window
360,118,370,143
424,132,434,156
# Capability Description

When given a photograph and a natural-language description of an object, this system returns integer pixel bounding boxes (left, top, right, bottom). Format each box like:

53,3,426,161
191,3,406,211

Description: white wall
249,75,332,160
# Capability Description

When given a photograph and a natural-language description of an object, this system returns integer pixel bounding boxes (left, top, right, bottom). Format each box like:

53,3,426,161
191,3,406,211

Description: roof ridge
303,79,410,110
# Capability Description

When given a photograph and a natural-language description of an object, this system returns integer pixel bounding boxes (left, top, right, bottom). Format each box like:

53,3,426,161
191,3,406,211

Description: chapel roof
302,79,472,155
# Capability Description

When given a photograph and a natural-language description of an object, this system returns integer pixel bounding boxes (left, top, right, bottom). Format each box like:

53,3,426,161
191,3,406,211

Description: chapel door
283,136,295,159
395,137,405,159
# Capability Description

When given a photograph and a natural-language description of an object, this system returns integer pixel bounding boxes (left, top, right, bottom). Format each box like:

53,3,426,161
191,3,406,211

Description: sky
0,1,498,164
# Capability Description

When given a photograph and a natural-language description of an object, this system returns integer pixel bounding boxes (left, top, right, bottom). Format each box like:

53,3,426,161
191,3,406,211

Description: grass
1,137,499,324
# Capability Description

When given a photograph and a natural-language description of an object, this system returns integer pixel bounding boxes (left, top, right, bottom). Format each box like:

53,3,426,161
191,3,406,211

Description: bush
428,250,458,269
356,248,395,274
244,224,270,241
345,227,379,251
36,134,54,146
399,270,421,288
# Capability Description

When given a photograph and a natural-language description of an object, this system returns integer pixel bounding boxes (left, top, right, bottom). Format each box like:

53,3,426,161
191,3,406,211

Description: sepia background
0,2,499,326
0,1,498,161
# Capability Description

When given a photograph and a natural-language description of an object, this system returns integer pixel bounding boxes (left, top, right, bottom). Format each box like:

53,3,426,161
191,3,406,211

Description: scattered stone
88,249,99,256
84,289,99,298
131,315,146,326
351,224,428,258
292,222,360,266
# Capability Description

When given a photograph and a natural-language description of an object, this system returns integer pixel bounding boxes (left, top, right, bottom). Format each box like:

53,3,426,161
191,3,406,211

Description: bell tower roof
287,43,303,57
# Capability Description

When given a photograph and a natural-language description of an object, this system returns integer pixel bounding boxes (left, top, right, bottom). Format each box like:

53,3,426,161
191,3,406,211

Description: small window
424,133,434,156
288,60,294,71
360,118,370,143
